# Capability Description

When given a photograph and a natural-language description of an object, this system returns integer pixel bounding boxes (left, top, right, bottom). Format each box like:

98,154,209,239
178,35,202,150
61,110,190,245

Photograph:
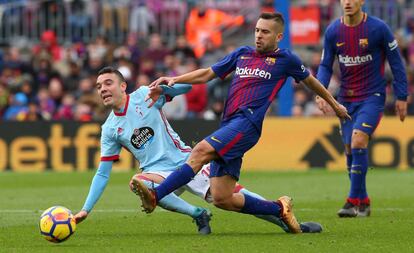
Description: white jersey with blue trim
100,86,191,172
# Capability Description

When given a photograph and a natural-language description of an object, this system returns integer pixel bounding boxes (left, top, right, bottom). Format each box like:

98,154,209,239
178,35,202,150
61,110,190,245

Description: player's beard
256,43,274,54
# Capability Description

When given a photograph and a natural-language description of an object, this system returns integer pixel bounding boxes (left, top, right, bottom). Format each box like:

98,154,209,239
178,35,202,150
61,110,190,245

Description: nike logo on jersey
336,42,345,47
388,39,398,50
210,136,222,143
362,123,373,128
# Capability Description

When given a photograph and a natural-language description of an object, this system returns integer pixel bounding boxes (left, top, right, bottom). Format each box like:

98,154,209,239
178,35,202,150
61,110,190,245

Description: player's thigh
209,175,237,202
204,115,260,163
353,94,385,137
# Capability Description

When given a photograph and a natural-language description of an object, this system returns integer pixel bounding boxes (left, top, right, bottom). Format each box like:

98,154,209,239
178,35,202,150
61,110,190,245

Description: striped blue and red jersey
211,46,310,130
317,13,408,102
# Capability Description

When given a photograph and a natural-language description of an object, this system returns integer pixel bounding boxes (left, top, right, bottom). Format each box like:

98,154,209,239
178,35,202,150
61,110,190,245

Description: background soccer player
316,0,408,217
74,67,322,234
132,12,351,234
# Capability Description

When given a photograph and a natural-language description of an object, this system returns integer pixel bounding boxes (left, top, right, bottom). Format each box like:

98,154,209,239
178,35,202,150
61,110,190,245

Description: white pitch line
0,208,410,213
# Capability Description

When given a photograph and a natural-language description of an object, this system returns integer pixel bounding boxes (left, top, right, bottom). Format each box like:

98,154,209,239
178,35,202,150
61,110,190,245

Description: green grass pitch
1,170,414,252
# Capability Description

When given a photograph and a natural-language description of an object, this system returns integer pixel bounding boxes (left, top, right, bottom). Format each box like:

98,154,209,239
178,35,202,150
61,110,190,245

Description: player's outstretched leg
238,187,321,233
130,176,212,234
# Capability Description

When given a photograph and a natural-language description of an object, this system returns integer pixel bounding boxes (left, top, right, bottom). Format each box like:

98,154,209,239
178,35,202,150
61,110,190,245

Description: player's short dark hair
259,12,285,27
97,66,126,83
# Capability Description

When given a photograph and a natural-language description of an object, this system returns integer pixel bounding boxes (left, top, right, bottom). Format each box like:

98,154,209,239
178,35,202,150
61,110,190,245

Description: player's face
340,0,364,16
255,18,282,54
96,73,126,109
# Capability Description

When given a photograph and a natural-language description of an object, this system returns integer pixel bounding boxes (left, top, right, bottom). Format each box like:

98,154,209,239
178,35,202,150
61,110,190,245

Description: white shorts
146,164,213,203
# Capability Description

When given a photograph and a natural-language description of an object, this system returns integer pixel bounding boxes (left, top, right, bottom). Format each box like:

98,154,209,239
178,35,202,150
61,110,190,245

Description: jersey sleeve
100,126,121,161
286,51,310,82
317,25,336,88
211,47,244,79
81,161,113,212
382,23,408,100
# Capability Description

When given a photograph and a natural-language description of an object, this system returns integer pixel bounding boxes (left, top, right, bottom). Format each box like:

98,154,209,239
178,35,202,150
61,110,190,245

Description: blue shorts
340,93,385,145
205,113,260,181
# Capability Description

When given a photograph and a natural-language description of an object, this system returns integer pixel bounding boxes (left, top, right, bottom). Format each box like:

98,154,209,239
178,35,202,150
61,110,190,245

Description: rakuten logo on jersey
235,67,271,79
338,54,373,67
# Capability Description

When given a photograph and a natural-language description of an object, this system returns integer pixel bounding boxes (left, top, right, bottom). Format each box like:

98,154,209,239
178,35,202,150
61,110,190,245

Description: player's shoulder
325,18,341,35
366,15,388,28
234,46,255,55
277,48,300,60
130,87,148,98
101,112,116,131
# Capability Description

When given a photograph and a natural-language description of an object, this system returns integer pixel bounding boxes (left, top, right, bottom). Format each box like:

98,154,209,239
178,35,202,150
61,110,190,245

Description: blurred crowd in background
0,0,413,121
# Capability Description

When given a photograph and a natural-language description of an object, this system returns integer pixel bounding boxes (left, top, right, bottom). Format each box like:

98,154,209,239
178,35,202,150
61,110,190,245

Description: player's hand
74,210,88,224
395,100,407,122
334,103,352,121
149,77,176,88
315,96,332,114
145,86,162,108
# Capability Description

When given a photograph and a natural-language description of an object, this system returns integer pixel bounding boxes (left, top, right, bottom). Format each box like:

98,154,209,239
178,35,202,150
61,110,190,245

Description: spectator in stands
3,92,28,121
54,93,75,120
173,35,196,63
101,0,129,34
32,30,63,61
36,87,55,120
25,101,42,121
185,2,244,58
129,0,157,37
184,59,208,118
142,33,170,69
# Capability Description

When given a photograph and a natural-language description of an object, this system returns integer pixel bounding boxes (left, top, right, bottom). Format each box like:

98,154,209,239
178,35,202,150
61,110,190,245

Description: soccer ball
39,206,76,243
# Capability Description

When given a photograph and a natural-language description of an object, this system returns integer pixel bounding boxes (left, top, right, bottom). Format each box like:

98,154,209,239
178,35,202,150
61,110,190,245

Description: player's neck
113,94,127,113
343,11,364,27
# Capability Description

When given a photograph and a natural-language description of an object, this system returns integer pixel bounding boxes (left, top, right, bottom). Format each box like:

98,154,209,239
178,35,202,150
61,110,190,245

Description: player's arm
302,75,351,120
145,84,192,108
74,161,113,224
382,24,409,121
149,68,216,88
315,26,336,114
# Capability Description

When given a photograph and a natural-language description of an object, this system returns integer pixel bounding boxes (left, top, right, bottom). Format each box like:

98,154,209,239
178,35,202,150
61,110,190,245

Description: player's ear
120,82,127,91
276,33,283,42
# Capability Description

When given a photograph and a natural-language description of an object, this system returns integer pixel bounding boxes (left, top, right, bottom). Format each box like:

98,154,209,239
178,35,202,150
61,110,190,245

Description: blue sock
346,153,353,180
349,148,368,199
240,188,288,231
155,163,195,202
240,193,281,216
141,180,204,218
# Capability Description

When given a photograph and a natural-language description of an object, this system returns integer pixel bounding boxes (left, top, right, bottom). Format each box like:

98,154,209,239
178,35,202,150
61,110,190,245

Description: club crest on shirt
359,38,368,48
265,57,276,65
131,127,155,149
136,106,143,117
117,127,123,135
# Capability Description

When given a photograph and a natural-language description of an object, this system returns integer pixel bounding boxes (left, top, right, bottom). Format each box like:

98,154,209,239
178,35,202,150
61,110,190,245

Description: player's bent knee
191,142,216,164
212,196,232,210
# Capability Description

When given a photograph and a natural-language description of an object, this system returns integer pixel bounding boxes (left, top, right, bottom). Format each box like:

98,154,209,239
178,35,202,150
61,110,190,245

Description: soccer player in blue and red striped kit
133,12,351,233
316,0,408,217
